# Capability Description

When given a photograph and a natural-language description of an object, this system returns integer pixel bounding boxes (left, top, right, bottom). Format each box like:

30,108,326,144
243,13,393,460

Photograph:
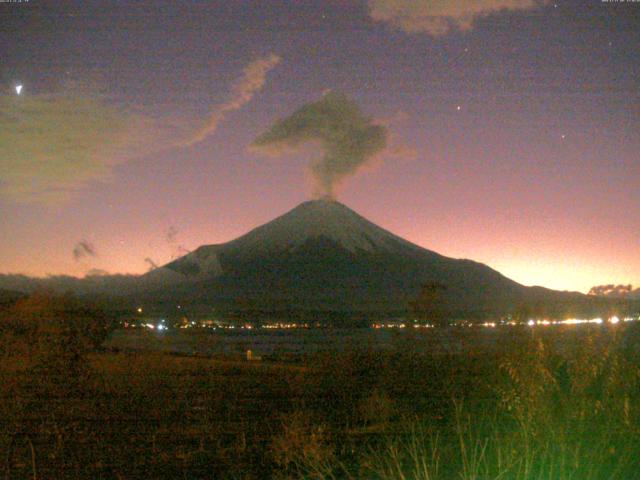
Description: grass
271,326,640,479
0,317,639,478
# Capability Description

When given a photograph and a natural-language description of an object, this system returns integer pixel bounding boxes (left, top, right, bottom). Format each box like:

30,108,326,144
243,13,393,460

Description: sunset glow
1,1,637,294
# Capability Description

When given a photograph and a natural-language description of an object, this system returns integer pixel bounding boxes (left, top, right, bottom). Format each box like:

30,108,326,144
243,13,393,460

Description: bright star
15,85,23,95
456,105,461,111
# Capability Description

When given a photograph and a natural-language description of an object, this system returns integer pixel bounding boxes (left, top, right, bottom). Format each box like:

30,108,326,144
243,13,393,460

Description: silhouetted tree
588,284,633,298
0,292,116,478
1,292,114,387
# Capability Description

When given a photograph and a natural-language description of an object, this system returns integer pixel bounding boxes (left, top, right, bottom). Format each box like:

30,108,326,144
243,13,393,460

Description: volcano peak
227,199,417,255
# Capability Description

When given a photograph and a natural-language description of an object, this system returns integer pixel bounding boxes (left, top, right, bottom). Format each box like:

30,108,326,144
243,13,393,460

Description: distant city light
561,319,584,325
126,314,638,332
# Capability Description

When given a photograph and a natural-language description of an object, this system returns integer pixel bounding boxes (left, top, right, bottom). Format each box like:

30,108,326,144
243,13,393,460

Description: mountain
139,199,589,319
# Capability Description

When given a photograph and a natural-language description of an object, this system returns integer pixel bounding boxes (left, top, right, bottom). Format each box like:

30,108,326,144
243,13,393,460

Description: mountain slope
140,199,586,317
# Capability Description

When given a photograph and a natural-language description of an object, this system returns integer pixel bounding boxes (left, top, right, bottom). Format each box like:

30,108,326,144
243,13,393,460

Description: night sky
1,0,638,293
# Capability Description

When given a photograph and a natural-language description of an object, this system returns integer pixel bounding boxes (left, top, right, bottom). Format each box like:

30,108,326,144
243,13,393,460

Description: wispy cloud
0,92,185,204
184,54,282,146
0,54,281,204
368,0,548,36
73,239,97,261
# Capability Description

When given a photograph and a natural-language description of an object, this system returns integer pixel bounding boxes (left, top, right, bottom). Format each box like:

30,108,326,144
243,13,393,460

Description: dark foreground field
1,297,639,479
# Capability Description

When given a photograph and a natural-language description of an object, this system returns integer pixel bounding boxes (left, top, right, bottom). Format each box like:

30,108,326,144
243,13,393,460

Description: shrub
270,410,337,478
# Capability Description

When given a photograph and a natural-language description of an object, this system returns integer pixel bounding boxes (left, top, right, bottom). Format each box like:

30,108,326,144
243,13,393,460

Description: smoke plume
73,240,97,261
252,93,387,198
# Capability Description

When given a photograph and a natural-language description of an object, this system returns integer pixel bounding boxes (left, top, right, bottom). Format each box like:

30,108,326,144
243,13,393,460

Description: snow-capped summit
153,199,438,280
224,199,422,256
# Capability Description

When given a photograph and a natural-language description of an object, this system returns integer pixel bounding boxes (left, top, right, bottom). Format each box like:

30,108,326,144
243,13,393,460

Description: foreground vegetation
0,294,639,478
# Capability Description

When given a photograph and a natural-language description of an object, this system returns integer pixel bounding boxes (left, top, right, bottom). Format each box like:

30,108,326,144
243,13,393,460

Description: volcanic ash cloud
252,93,387,199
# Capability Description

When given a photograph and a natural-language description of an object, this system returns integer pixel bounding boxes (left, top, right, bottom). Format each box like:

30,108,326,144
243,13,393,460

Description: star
456,105,461,111
15,84,23,95
561,134,566,140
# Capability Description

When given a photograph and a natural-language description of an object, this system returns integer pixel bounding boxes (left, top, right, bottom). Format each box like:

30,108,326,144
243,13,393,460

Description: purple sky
1,0,638,293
